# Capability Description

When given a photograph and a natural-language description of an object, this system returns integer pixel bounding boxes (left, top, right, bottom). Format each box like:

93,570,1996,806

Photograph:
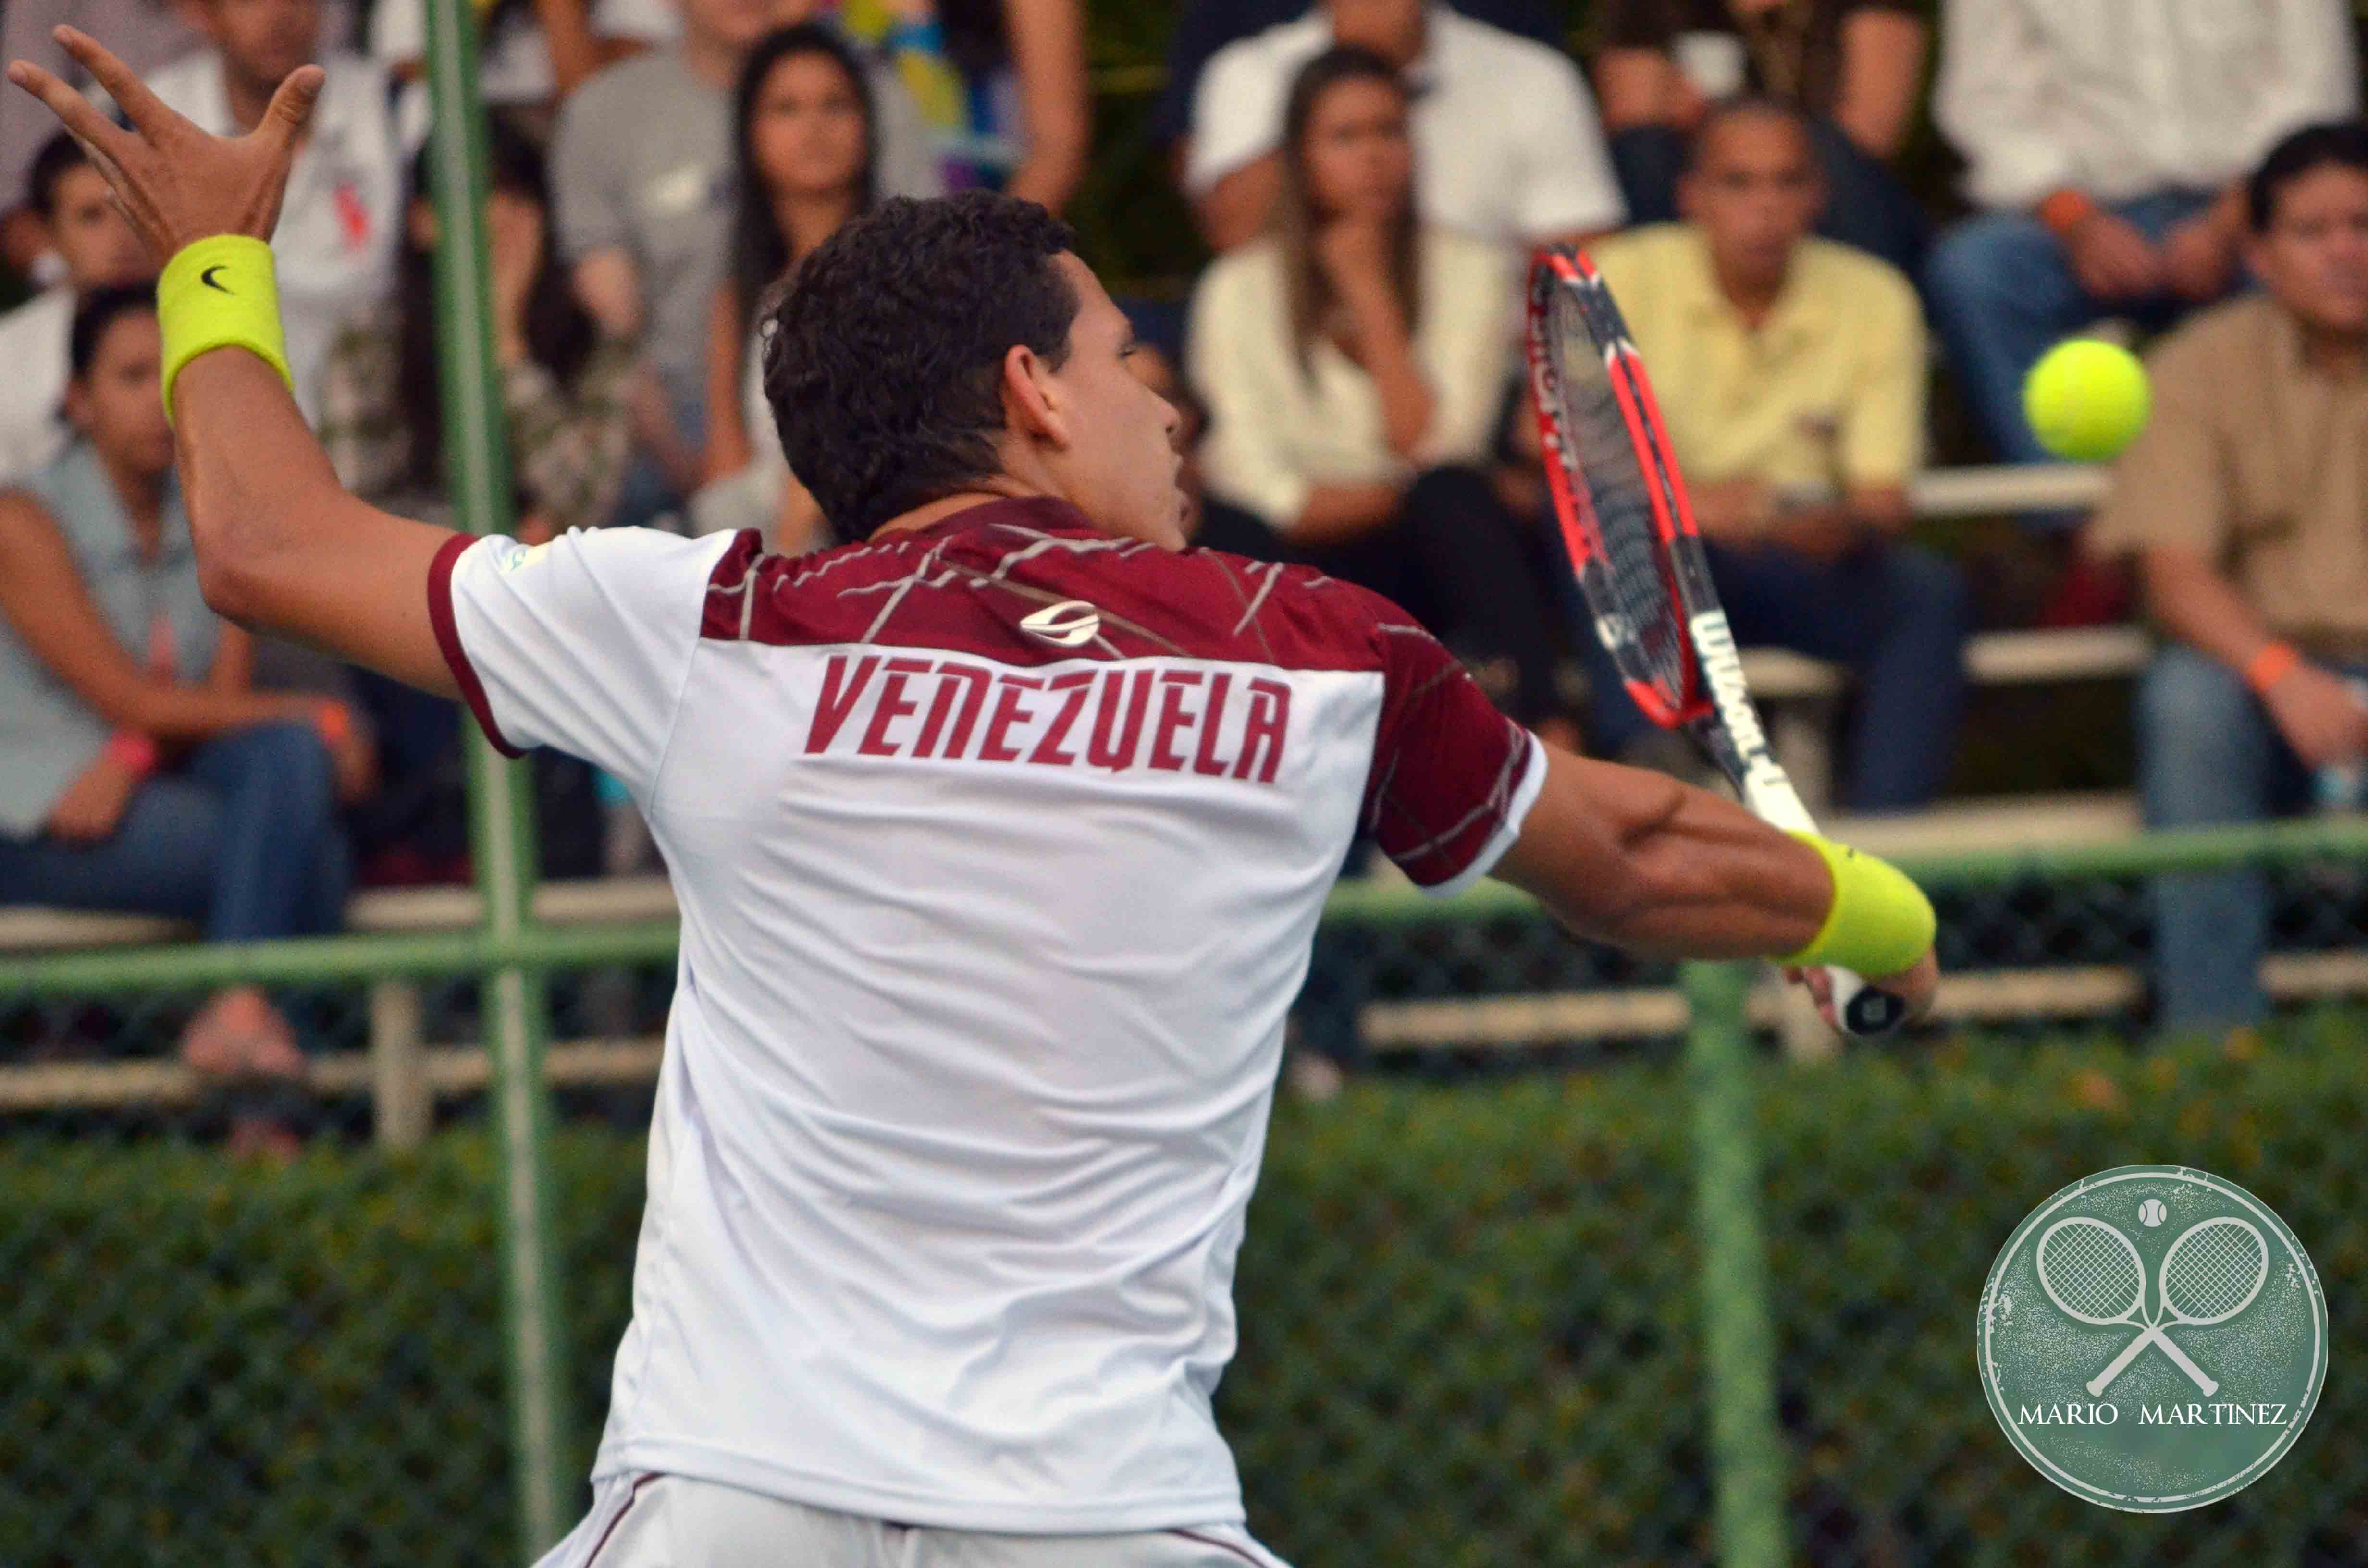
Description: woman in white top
1187,45,1566,727
696,23,877,553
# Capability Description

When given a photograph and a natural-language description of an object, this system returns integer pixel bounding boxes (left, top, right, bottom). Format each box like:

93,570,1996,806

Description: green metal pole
1683,960,1788,1568
421,0,572,1556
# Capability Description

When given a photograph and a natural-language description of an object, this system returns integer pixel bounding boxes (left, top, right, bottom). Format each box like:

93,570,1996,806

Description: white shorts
536,1473,1295,1568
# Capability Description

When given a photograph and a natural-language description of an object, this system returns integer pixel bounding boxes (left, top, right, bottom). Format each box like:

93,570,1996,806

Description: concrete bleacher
10,463,2364,1126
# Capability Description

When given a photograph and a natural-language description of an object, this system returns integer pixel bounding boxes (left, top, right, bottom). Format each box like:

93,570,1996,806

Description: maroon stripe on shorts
582,1474,657,1566
1168,1527,1266,1566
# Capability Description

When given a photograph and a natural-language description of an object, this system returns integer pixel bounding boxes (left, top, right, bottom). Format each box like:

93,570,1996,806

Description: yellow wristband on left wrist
157,234,294,424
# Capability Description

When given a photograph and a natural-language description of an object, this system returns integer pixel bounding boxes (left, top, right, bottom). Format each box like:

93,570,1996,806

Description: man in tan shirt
2087,121,2368,1032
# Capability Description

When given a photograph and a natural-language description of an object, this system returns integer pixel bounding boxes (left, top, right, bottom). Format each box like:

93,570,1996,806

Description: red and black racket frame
1524,245,1757,794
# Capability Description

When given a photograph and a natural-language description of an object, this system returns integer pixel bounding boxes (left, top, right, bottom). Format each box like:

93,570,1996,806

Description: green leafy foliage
4,1009,2366,1564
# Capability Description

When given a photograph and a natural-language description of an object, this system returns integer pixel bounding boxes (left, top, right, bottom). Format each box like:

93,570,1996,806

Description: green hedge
4,1010,2367,1565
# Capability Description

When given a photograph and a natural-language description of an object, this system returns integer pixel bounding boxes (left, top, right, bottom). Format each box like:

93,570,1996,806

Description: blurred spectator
1587,99,1968,810
0,133,153,486
1153,0,1565,162
839,0,1089,211
695,24,875,551
370,0,678,147
1188,48,1566,730
0,287,347,1150
0,0,350,278
554,0,944,527
1925,0,2357,469
316,119,634,884
146,0,403,422
2086,123,2368,1033
1593,0,1927,274
1184,0,1624,254
321,119,634,540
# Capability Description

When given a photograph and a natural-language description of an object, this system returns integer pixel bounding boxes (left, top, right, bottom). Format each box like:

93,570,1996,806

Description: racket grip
1825,967,1908,1036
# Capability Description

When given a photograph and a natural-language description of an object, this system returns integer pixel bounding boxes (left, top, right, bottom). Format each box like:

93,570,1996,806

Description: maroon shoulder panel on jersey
698,497,1394,674
703,497,1536,886
1359,621,1538,888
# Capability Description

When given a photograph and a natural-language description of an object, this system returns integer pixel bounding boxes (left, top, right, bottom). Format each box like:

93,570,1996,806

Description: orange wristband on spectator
2037,189,2099,239
312,700,353,747
103,730,158,778
2244,641,2301,698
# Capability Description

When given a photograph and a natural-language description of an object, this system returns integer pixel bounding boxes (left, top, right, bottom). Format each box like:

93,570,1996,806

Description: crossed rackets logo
2035,1215,2271,1397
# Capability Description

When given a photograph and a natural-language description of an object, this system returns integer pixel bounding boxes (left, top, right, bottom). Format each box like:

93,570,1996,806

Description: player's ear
1000,343,1070,450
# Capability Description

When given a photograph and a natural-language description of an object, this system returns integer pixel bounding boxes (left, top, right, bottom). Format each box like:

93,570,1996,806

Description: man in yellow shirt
1588,97,1969,810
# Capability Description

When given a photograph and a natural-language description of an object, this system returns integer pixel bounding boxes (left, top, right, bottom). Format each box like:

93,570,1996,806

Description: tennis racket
1524,245,1908,1036
2083,1216,2269,1398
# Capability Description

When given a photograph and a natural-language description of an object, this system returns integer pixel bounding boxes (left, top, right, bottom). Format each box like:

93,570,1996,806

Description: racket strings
1545,292,1690,706
2038,1225,2144,1319
2164,1226,2268,1319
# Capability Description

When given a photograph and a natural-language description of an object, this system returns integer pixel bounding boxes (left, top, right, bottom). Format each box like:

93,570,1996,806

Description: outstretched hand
6,26,321,263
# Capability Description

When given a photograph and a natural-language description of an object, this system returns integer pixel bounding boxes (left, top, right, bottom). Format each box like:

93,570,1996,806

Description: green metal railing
8,820,2368,1559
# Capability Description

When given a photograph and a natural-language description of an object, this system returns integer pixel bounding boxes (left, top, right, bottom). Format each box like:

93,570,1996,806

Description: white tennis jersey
428,497,1545,1535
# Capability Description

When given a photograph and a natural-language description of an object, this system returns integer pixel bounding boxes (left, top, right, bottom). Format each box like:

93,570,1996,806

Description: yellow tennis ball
2023,340,2151,462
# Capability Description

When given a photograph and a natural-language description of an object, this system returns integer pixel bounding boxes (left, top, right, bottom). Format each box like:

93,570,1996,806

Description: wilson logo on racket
1687,612,1787,796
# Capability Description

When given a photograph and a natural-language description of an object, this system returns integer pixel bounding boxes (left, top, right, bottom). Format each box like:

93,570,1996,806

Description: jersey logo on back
1019,600,1102,647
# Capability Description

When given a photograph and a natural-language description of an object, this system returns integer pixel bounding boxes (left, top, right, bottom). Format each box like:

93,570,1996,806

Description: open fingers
49,25,184,144
259,63,325,151
3,57,135,163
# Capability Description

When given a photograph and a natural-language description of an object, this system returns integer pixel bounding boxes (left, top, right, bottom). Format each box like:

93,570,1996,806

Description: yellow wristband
157,235,294,424
1778,832,1935,978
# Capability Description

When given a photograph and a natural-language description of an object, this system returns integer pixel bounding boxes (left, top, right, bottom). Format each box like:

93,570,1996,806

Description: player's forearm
1499,751,1833,959
1587,771,1836,959
173,348,349,623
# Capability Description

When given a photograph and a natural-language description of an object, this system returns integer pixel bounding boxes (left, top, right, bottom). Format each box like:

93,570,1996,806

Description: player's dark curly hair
760,192,1080,545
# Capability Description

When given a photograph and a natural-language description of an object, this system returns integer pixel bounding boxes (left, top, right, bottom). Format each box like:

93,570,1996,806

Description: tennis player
12,33,1935,1567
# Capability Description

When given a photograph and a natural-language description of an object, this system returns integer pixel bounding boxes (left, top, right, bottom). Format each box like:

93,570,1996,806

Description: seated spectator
0,288,349,1152
146,0,404,423
1587,98,1969,811
0,132,153,486
316,118,634,884
321,117,634,540
2085,124,2368,1035
1188,48,1566,731
1153,0,1565,169
1184,0,1624,254
554,0,946,527
370,0,678,147
842,0,1090,211
0,0,347,276
1925,0,2357,470
696,24,876,552
1592,0,1927,274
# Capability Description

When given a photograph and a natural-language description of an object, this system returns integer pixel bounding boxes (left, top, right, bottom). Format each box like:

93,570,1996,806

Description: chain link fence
4,845,2367,1564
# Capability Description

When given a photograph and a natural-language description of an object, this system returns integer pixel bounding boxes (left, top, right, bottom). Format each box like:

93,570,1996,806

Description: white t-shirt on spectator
1184,5,1625,247
146,51,404,424
371,0,682,149
370,0,678,103
429,501,1542,1535
1934,0,2359,209
1188,226,1516,529
0,288,72,488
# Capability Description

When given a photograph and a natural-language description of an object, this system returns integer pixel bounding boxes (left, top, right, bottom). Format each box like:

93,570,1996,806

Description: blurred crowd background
4,0,2368,1146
